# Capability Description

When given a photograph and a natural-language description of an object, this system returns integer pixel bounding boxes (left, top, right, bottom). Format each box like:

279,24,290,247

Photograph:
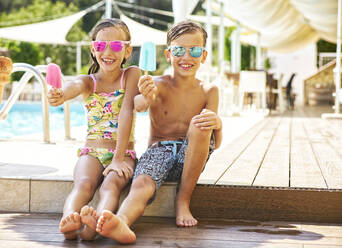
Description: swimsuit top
84,69,135,142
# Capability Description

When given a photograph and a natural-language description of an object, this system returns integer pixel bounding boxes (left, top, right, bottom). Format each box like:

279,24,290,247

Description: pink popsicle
46,63,62,88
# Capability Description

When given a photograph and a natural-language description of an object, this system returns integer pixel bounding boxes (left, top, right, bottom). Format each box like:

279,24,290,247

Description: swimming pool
0,102,149,139
0,102,87,139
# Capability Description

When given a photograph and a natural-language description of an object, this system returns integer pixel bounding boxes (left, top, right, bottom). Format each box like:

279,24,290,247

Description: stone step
0,177,177,217
2,176,342,223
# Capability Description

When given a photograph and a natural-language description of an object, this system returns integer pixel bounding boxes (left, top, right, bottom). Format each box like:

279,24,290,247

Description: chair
238,71,267,112
271,73,285,113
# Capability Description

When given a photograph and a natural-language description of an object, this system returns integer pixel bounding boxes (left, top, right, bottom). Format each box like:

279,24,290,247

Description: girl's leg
60,155,103,239
80,157,135,241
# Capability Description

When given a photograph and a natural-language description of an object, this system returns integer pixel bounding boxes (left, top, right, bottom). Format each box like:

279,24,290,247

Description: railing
0,63,71,143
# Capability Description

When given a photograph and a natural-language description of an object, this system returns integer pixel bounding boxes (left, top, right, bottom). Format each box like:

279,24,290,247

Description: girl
47,18,140,240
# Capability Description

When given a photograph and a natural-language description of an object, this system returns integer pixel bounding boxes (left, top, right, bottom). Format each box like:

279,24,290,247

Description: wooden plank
0,239,304,248
253,117,290,187
191,185,342,223
301,116,342,189
324,119,342,141
217,117,281,186
0,239,159,248
199,118,270,184
300,223,342,238
1,213,342,247
1,217,340,246
304,245,342,248
290,113,327,188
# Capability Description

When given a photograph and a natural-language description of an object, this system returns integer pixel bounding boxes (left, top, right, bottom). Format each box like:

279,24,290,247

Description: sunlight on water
0,102,86,139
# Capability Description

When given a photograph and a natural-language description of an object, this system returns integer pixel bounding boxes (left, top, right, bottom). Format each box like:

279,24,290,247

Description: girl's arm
108,67,141,176
48,75,90,106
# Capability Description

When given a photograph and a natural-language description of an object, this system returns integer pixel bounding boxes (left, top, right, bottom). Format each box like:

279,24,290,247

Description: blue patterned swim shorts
133,136,215,196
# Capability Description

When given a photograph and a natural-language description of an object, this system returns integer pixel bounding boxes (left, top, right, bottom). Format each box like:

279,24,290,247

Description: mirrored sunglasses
168,46,205,58
92,40,130,52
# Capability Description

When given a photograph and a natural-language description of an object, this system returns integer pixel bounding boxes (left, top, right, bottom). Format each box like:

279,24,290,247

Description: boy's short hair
167,21,207,47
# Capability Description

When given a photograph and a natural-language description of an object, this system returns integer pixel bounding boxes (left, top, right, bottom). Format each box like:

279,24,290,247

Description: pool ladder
0,63,71,143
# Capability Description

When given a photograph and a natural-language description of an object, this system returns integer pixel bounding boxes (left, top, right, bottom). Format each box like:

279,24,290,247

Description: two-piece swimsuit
77,69,136,167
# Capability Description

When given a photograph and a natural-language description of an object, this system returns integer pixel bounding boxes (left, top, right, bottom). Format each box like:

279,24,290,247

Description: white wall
268,43,317,106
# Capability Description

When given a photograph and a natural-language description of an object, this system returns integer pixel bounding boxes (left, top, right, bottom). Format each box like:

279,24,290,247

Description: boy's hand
103,158,134,180
192,109,222,131
138,75,156,103
47,88,64,106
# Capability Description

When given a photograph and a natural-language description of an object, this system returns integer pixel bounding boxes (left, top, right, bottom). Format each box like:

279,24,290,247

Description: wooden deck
193,106,342,223
200,106,342,189
1,213,342,247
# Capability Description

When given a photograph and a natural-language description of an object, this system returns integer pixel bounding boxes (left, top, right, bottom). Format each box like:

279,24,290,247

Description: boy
96,21,222,244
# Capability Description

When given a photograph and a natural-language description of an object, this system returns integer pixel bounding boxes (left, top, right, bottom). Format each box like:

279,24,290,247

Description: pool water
0,102,87,139
0,102,149,139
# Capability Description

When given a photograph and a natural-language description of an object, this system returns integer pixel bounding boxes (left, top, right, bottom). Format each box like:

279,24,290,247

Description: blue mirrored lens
189,47,203,58
171,46,186,57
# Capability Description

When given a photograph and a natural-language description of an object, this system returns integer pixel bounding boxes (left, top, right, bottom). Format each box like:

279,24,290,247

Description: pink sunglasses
92,40,130,52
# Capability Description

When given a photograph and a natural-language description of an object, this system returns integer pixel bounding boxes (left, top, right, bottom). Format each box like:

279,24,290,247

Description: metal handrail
0,63,71,142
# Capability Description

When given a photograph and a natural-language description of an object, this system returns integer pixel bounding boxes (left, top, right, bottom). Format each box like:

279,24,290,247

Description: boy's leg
60,155,103,239
80,157,135,240
96,174,156,244
176,120,212,227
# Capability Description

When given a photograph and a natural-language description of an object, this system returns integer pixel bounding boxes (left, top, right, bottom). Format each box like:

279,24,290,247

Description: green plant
264,57,271,71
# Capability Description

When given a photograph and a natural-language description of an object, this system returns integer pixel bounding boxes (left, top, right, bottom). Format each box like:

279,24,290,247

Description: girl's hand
138,75,156,103
192,109,222,131
47,88,64,106
103,158,134,180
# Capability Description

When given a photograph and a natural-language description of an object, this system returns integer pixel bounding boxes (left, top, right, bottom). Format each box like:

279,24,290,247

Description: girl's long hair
88,18,131,75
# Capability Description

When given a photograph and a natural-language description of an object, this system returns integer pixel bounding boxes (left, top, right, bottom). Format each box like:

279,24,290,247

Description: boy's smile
179,62,194,71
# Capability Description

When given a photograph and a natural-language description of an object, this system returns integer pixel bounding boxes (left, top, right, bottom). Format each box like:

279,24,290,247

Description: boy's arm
134,75,158,112
213,116,222,149
192,85,222,149
206,85,222,149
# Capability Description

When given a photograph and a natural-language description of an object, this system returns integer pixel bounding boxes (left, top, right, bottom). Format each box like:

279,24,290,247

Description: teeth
103,58,114,63
181,64,192,68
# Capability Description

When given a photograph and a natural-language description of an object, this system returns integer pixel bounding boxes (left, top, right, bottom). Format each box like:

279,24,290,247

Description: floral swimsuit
78,69,136,167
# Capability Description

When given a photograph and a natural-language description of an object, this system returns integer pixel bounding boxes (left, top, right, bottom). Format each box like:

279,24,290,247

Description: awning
120,15,166,46
212,0,339,52
0,0,106,45
0,11,87,45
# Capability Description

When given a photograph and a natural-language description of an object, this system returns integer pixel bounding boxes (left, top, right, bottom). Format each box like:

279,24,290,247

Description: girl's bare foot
80,205,98,240
175,200,198,227
59,212,82,240
96,210,136,244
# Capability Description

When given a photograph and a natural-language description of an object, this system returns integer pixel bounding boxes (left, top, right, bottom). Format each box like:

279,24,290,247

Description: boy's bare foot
80,205,98,241
59,212,82,240
175,200,198,227
96,210,136,244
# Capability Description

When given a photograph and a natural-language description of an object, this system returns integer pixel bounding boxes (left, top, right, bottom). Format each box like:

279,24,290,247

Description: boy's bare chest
154,90,206,120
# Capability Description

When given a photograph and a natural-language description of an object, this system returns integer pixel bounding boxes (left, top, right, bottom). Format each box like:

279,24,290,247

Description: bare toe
96,210,136,244
80,206,98,241
59,212,82,240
